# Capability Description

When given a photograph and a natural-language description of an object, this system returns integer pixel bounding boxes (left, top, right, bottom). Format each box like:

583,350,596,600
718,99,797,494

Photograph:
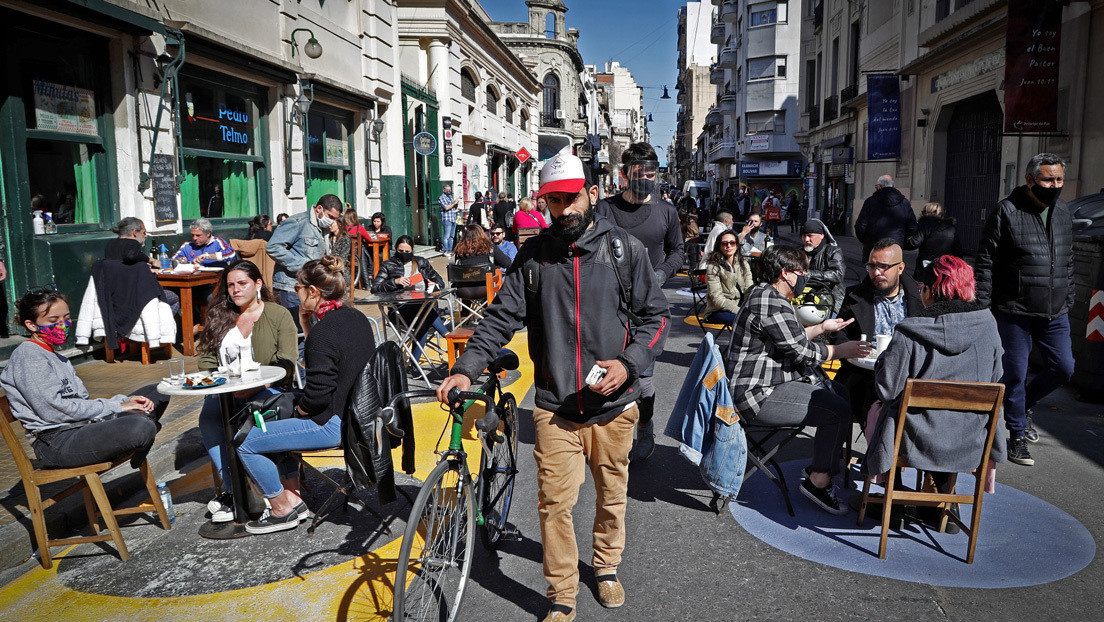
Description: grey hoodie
866,300,1006,475
0,342,126,433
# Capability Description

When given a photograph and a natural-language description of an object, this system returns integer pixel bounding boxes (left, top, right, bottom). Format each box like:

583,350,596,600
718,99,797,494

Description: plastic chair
856,379,1005,563
0,398,172,569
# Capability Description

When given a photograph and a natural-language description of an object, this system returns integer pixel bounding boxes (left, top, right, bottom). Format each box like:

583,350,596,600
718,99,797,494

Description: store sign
515,147,532,164
442,116,453,167
181,82,255,155
831,147,853,164
1003,0,1061,133
867,74,901,160
325,137,347,166
741,160,803,177
413,132,437,156
32,79,97,136
748,135,770,152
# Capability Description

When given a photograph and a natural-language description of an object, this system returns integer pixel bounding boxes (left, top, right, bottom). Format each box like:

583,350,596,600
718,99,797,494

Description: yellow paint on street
0,333,534,622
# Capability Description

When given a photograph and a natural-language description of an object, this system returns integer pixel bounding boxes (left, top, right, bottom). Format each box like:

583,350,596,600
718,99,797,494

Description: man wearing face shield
267,193,344,330
975,153,1075,467
596,143,686,462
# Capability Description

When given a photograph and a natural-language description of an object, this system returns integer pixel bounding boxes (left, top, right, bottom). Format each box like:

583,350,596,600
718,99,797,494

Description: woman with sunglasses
0,287,169,469
703,230,753,326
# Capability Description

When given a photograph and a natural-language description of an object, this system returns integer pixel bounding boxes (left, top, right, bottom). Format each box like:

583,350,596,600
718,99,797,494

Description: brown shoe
597,575,625,608
540,604,576,622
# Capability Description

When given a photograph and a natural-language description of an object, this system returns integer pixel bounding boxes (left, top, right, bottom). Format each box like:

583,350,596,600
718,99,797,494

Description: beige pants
532,404,638,606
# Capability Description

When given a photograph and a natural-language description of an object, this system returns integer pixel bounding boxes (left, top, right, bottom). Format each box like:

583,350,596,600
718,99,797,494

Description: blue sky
479,0,686,165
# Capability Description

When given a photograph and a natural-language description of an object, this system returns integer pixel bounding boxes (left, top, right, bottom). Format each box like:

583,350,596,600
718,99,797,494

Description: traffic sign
515,147,532,164
413,132,437,156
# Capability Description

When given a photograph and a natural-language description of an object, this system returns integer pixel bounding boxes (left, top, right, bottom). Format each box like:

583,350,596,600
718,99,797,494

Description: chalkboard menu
151,153,179,225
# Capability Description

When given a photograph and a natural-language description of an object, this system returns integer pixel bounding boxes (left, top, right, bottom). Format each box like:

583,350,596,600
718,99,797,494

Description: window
179,71,266,219
505,99,516,124
747,110,785,133
486,86,498,115
461,69,477,102
750,2,778,27
542,73,560,123
545,13,556,38
520,109,529,131
305,106,353,208
777,57,788,78
748,57,778,80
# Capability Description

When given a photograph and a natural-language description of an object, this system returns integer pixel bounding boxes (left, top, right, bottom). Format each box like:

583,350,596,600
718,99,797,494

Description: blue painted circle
413,131,437,156
729,460,1095,588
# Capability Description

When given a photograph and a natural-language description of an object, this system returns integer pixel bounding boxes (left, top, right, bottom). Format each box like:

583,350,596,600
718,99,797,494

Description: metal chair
446,263,503,330
856,379,1005,563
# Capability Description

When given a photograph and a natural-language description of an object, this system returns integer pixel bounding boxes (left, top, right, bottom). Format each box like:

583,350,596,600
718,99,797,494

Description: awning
37,0,166,35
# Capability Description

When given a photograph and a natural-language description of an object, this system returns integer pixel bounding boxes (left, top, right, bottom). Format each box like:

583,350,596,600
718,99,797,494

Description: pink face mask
36,319,72,346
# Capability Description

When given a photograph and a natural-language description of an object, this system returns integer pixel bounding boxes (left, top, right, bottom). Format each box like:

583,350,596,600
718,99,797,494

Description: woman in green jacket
196,260,298,523
704,230,754,325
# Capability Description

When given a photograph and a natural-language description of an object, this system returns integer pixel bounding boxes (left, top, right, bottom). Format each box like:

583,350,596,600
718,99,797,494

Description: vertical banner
1003,0,1062,133
867,74,901,160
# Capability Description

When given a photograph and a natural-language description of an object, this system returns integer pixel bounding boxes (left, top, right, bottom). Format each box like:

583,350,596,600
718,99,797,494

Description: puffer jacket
805,241,845,314
451,216,671,424
975,185,1074,318
370,255,445,293
906,216,962,277
855,186,918,257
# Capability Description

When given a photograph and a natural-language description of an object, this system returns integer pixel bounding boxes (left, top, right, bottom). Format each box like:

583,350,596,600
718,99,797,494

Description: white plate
197,266,225,272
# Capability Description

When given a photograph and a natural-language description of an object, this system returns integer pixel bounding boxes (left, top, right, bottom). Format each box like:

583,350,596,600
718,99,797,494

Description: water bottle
32,211,45,235
157,481,176,525
158,244,171,270
43,213,57,234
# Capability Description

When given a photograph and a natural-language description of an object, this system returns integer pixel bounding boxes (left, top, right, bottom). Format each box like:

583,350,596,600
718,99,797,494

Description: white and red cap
536,153,587,198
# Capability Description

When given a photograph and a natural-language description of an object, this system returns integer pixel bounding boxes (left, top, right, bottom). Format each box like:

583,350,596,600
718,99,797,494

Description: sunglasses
24,283,59,297
865,261,902,272
720,241,738,247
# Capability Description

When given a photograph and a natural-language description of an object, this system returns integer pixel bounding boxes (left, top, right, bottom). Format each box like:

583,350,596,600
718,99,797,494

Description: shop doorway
943,92,1002,254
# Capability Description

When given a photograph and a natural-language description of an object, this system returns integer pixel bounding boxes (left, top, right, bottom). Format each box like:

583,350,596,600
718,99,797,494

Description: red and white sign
1088,289,1104,343
444,129,453,140
515,147,532,164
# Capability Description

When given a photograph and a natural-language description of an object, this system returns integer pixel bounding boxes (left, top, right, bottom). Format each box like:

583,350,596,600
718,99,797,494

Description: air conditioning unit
555,109,566,120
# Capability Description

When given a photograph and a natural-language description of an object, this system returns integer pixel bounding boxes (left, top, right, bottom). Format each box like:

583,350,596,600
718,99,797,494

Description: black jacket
104,238,151,265
805,242,845,313
299,306,376,426
834,272,924,345
343,348,397,504
906,216,962,275
596,193,687,283
370,255,445,294
452,216,671,423
90,259,170,351
855,187,918,257
975,185,1074,318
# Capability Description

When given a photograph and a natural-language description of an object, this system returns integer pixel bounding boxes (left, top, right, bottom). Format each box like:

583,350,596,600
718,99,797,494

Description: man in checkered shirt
727,245,871,514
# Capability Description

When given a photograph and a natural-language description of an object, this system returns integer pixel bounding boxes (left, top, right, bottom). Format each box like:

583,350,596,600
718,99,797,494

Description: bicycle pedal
502,527,522,541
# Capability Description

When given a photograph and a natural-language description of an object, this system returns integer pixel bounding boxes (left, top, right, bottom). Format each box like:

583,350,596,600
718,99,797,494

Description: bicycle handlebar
382,388,499,437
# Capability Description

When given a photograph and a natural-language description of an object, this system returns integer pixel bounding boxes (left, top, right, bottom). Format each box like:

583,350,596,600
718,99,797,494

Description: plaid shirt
439,193,458,223
727,284,830,420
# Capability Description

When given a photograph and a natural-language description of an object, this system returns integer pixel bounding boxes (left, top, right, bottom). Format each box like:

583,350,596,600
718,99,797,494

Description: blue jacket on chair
664,333,736,464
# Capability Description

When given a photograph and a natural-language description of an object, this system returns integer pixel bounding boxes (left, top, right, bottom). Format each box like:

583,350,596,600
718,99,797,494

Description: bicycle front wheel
393,457,476,622
478,393,519,550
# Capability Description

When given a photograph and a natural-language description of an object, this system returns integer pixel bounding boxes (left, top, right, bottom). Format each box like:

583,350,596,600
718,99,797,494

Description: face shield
625,160,659,199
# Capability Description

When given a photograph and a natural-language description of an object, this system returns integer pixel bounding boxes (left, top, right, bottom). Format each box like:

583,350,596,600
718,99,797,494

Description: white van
682,180,711,200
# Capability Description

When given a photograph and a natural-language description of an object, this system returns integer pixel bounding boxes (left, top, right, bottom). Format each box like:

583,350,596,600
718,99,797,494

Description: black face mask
1030,184,1062,206
628,178,655,199
395,251,414,264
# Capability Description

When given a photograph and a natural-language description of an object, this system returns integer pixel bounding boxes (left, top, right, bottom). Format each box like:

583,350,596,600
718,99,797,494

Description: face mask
317,211,335,229
790,273,808,297
395,251,414,264
628,178,656,198
36,318,72,346
1030,184,1061,205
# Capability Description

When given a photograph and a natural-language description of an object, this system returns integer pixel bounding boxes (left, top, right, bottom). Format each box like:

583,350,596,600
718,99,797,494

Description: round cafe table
158,365,286,539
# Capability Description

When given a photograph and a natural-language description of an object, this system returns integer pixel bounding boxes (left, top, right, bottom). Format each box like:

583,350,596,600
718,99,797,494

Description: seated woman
371,235,449,368
366,211,392,240
451,224,511,301
511,197,547,235
703,230,753,326
237,256,375,534
329,213,355,289
0,288,169,469
246,215,273,241
728,245,870,515
865,255,1005,528
196,260,297,522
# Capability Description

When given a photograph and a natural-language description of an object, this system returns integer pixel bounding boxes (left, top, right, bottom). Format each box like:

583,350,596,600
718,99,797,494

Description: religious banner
866,74,901,160
1003,0,1062,133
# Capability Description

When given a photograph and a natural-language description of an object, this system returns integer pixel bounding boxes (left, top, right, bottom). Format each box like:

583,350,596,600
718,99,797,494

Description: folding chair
739,420,805,517
0,398,172,569
446,263,503,330
856,379,1004,563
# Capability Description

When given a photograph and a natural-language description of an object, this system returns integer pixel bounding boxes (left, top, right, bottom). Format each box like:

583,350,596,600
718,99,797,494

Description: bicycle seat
488,349,519,374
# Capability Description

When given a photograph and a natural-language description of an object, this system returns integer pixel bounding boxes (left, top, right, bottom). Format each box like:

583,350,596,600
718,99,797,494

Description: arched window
460,68,477,102
505,99,516,124
545,13,555,39
520,109,529,131
542,73,560,125
486,85,498,115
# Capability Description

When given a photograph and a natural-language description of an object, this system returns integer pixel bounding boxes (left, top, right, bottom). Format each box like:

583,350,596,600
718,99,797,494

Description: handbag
230,391,297,446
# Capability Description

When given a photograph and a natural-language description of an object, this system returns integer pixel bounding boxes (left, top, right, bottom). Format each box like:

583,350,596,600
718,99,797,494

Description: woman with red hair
864,255,1006,530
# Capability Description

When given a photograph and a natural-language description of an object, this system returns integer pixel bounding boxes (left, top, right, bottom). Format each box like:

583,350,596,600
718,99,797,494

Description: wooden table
365,236,390,277
158,365,286,539
157,269,222,356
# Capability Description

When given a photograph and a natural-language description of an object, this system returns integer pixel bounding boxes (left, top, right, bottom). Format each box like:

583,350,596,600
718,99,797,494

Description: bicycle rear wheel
478,393,519,550
393,457,476,622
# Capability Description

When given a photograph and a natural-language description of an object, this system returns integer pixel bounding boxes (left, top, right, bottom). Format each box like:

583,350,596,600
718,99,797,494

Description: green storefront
399,78,449,246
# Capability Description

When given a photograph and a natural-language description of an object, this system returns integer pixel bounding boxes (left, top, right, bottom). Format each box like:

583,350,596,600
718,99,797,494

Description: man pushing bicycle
437,153,670,622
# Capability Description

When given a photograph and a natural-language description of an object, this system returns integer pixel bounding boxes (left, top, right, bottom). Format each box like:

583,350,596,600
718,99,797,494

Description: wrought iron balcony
540,113,564,129
823,95,838,122
841,83,858,102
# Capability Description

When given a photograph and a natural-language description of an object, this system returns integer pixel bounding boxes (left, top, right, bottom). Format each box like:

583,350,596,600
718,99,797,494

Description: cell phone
586,364,607,386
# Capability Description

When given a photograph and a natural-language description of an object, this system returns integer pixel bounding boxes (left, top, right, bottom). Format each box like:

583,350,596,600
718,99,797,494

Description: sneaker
540,604,576,622
596,574,625,608
208,492,234,523
1008,436,1035,466
631,421,655,462
1024,410,1039,443
244,508,300,534
293,500,315,520
800,478,849,515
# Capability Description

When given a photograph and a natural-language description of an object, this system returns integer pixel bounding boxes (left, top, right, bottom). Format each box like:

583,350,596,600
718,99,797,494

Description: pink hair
927,255,976,302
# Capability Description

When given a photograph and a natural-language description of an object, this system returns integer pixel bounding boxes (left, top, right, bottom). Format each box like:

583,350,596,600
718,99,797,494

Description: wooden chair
105,340,174,365
0,398,172,569
856,379,1005,564
349,233,364,302
516,227,540,247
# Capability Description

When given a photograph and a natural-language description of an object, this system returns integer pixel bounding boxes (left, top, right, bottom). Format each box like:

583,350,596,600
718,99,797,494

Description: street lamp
291,28,323,59
661,86,671,99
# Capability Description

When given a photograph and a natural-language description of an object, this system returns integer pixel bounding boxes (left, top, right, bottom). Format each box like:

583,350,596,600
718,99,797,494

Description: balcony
841,83,858,103
710,22,726,44
823,95,838,122
808,103,820,128
704,106,723,127
708,140,737,163
718,46,739,67
718,90,738,111
719,0,740,23
540,113,564,129
710,64,725,85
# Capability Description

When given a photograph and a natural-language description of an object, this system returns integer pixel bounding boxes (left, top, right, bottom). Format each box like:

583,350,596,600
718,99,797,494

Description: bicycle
385,349,521,622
